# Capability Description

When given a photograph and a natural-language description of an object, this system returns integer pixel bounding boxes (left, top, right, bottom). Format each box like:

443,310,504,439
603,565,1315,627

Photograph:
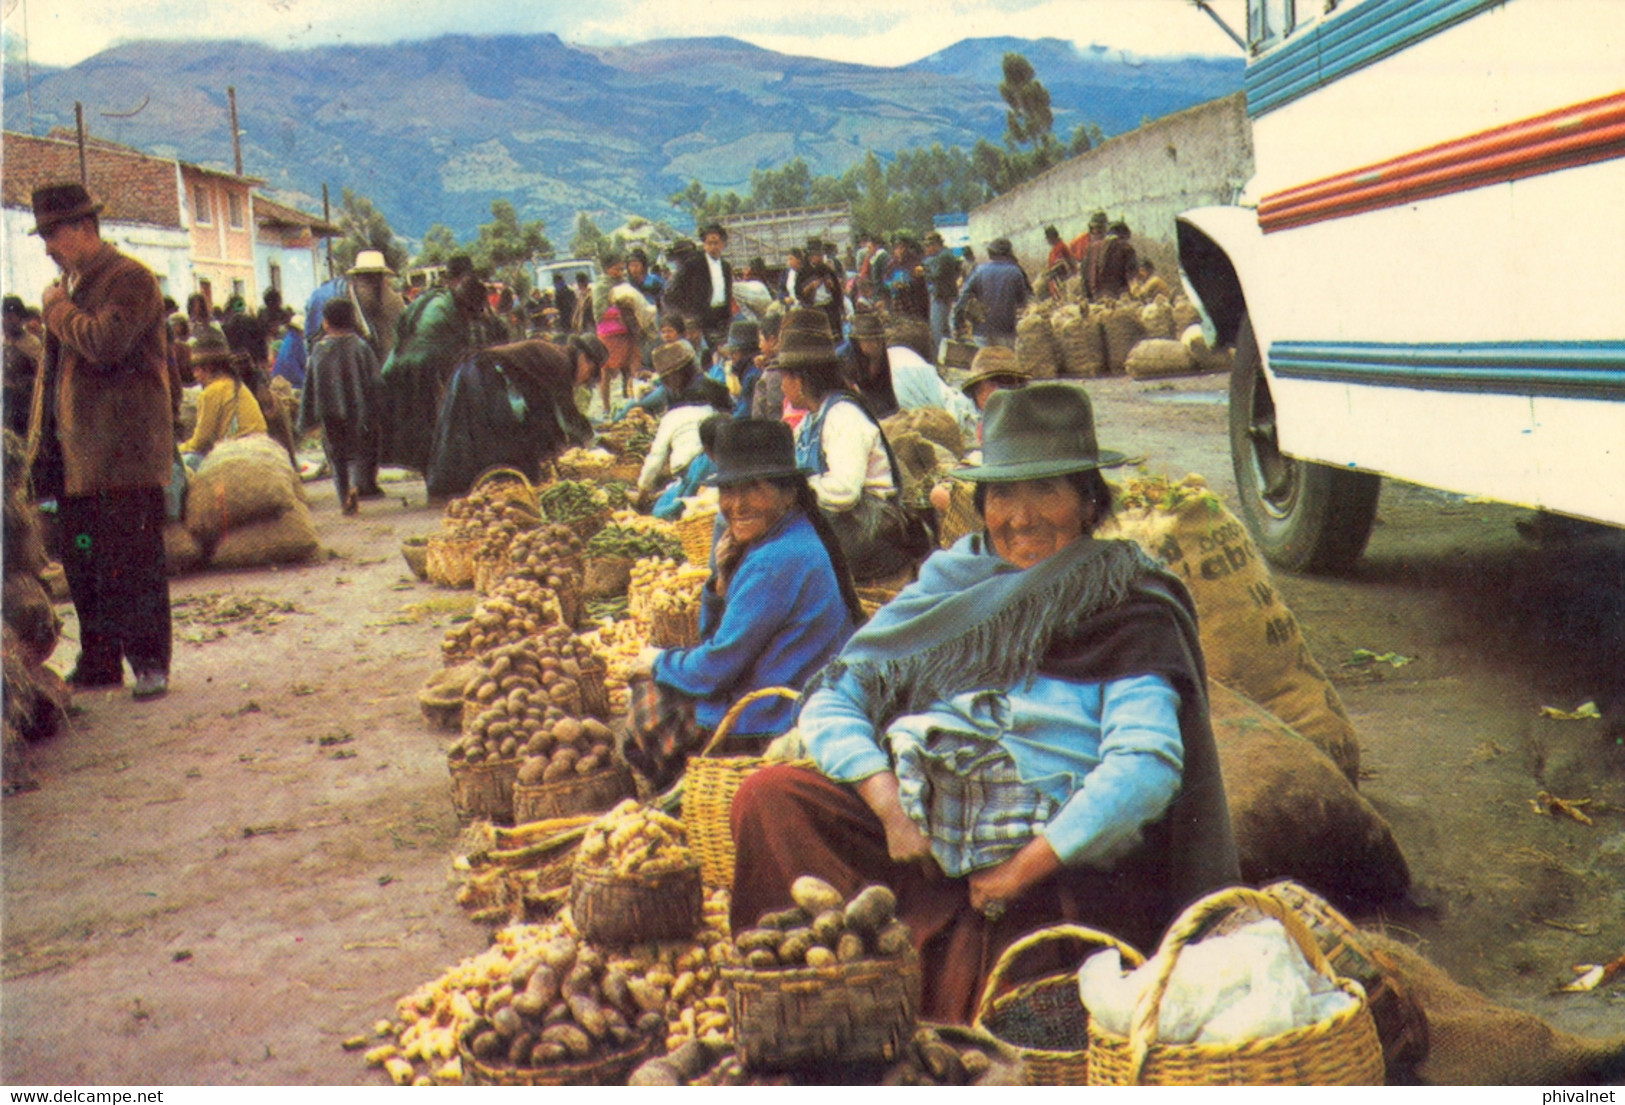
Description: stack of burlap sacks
2,432,69,792
1017,293,1232,382
166,433,320,574
880,408,966,511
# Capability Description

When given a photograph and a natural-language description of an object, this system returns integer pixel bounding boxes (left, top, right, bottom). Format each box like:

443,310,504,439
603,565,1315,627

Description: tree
1069,122,1106,156
469,200,551,294
1000,52,1055,151
417,224,462,267
749,158,815,211
333,188,408,274
570,213,606,260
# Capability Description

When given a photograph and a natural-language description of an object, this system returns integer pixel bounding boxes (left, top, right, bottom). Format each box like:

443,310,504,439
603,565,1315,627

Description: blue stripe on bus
1268,341,1625,400
1246,0,1503,118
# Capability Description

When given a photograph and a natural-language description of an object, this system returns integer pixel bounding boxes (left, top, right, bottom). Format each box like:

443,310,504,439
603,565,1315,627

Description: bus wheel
1229,314,1381,573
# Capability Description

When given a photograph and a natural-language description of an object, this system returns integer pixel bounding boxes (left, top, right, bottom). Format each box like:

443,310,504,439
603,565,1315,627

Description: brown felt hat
30,182,103,235
774,308,840,372
653,339,698,379
849,312,886,341
190,325,237,369
959,346,1031,396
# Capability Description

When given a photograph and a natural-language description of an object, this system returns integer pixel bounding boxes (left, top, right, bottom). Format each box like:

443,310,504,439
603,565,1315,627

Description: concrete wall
967,93,1253,277
3,209,191,307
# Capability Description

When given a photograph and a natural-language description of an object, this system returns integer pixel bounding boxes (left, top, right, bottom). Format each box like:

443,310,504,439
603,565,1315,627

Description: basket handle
696,687,801,758
1123,886,1334,1084
473,466,536,493
972,923,1147,1030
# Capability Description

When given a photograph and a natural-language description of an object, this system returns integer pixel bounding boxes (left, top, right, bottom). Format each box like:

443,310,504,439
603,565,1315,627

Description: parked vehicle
1177,0,1625,571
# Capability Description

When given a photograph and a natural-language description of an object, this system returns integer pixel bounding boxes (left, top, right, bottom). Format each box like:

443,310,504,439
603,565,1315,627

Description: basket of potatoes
456,931,667,1086
571,800,706,947
441,578,565,665
512,716,633,823
722,876,921,1071
489,525,586,626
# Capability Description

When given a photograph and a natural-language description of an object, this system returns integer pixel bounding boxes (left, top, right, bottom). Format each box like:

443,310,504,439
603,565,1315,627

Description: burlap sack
1102,473,1362,782
1180,323,1233,374
1210,680,1409,910
163,520,206,576
185,432,306,545
1358,930,1625,1085
885,407,964,459
886,316,934,363
1171,298,1201,332
1101,305,1145,375
1015,310,1063,380
3,624,70,744
2,572,60,666
1125,338,1197,380
1054,304,1106,378
1139,300,1176,340
208,503,320,569
3,489,50,579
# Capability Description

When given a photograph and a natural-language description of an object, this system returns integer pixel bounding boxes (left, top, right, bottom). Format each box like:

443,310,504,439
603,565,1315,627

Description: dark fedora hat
725,319,760,353
956,380,1128,482
774,307,840,372
30,182,104,235
848,311,886,341
190,325,237,369
705,419,813,487
653,339,699,379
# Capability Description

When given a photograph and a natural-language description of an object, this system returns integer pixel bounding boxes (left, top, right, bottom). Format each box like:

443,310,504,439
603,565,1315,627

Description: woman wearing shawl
636,340,731,498
776,308,930,583
623,419,865,792
730,381,1240,1024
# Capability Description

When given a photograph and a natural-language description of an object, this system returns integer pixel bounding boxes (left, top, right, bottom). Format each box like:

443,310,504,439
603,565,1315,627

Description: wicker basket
583,555,634,600
570,859,705,947
676,509,719,567
856,581,905,621
973,924,1146,1085
935,478,980,549
566,509,613,542
648,604,701,649
1084,887,1385,1086
723,946,922,1071
458,1024,661,1086
682,687,809,890
608,457,644,485
426,534,480,588
577,664,613,720
448,756,521,825
419,688,463,733
470,466,540,511
472,552,514,596
513,762,635,824
401,536,431,580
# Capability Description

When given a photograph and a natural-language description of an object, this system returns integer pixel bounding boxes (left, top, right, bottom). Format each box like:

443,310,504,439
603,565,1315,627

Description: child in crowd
298,298,381,515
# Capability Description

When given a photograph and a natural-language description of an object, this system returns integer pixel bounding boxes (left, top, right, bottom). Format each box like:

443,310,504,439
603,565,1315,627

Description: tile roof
254,194,339,237
3,132,183,229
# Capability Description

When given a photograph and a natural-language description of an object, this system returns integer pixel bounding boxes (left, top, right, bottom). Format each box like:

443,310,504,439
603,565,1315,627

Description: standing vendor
731,381,1240,1023
623,419,864,791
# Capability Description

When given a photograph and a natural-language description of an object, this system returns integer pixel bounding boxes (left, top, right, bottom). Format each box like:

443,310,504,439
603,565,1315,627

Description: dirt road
3,373,1622,1085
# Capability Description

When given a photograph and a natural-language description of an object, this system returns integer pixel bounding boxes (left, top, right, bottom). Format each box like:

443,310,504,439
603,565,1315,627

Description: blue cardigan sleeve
801,666,893,783
651,545,800,700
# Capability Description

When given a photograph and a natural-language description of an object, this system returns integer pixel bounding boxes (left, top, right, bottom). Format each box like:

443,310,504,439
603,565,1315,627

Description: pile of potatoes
452,632,608,762
576,620,643,715
514,715,618,786
730,876,909,970
443,484,542,542
628,559,709,628
463,930,667,1071
441,578,564,663
603,889,735,1054
500,525,584,584
576,798,696,878
680,1026,1003,1086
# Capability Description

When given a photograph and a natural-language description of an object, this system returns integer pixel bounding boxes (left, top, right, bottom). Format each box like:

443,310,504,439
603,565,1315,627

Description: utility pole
323,184,334,280
74,102,88,185
228,87,244,176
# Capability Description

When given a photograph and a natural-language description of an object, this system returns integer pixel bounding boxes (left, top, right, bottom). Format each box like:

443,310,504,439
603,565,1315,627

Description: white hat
347,249,394,276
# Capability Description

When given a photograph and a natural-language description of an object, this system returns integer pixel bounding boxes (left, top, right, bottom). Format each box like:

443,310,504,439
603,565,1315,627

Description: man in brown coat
27,183,174,699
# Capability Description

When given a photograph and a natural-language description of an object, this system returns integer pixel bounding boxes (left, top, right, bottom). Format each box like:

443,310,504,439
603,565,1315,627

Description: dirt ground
3,372,1622,1085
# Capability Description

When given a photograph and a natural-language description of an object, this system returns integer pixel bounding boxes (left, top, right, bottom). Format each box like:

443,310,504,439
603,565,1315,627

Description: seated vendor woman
776,308,928,583
730,381,1241,1024
180,325,268,468
637,340,731,500
624,418,866,792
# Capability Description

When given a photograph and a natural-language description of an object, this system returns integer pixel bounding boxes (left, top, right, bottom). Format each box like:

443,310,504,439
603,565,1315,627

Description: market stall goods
572,799,706,946
440,578,566,664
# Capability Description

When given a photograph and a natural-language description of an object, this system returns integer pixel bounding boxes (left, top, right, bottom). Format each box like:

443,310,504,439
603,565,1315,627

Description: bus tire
1229,314,1381,573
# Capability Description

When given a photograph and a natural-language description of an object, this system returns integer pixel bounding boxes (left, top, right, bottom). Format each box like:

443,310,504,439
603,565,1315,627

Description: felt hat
29,183,103,235
444,254,476,280
774,307,840,372
805,237,824,253
190,325,237,369
705,419,813,487
725,319,760,353
987,237,1015,259
3,296,27,320
1089,210,1109,229
956,380,1128,482
958,346,1031,397
669,238,696,256
347,249,394,276
848,312,886,341
653,339,698,379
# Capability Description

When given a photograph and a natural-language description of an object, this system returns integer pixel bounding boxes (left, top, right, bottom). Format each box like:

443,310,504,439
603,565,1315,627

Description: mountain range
3,33,1240,243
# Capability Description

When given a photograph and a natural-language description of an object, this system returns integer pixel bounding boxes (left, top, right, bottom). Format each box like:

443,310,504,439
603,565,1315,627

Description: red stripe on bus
1258,91,1625,233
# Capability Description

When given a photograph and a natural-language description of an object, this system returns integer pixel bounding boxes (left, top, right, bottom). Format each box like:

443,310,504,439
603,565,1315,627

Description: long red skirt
731,765,1174,1025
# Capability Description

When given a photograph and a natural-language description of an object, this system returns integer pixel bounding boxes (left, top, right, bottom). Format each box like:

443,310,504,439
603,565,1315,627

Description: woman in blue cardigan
623,418,866,791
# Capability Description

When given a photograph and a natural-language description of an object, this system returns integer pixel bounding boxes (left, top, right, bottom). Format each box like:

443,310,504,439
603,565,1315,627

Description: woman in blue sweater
624,418,866,791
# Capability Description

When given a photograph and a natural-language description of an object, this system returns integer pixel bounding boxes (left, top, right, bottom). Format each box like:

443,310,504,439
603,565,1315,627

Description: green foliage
468,200,552,294
1069,122,1106,156
1000,52,1054,150
570,212,607,259
333,189,408,273
418,224,461,266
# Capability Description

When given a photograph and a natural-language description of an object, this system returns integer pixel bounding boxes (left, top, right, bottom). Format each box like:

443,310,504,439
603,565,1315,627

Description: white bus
1177,0,1625,570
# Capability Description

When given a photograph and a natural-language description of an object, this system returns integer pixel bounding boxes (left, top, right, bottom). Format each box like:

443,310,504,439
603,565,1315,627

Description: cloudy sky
5,0,1247,69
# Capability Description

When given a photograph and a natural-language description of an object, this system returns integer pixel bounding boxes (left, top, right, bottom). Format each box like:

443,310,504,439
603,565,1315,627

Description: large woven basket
472,552,513,596
470,466,540,511
608,457,644,485
577,664,612,721
648,604,701,649
513,762,635,824
935,478,980,549
401,535,431,581
682,687,809,890
974,924,1146,1086
457,1024,661,1086
1084,886,1386,1086
448,756,521,825
676,508,718,567
723,946,922,1071
570,859,705,947
426,534,480,588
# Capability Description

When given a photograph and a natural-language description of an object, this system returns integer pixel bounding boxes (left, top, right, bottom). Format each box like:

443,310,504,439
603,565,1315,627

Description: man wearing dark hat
793,238,845,339
663,223,734,354
26,183,173,699
951,237,1031,348
377,253,490,473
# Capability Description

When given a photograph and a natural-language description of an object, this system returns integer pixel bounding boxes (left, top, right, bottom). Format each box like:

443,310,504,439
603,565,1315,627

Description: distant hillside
3,33,1239,242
